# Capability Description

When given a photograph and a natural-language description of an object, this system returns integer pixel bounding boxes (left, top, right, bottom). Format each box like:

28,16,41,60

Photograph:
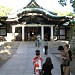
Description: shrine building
0,0,72,41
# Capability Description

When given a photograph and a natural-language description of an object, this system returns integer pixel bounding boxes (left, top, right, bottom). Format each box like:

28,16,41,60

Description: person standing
32,50,43,74
58,45,70,75
64,44,72,75
42,57,54,75
58,45,64,75
64,44,72,62
44,39,48,55
35,34,41,47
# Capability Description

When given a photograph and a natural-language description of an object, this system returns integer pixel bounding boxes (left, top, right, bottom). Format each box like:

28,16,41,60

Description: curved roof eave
17,0,69,20
18,8,68,19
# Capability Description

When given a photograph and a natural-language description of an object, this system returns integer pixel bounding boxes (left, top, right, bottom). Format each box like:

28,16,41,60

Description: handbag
43,47,45,53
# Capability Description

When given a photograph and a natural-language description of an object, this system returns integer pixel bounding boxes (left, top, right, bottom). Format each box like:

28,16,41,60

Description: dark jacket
68,50,72,61
42,63,53,75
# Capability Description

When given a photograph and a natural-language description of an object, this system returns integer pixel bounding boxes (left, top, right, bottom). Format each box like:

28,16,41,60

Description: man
64,44,72,75
44,39,48,55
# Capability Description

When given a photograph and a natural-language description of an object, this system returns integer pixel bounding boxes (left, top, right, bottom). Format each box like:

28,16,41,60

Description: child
42,57,54,75
32,50,43,74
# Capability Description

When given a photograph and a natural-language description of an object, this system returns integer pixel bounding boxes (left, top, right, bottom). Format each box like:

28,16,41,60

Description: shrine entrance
14,26,51,41
24,27,41,41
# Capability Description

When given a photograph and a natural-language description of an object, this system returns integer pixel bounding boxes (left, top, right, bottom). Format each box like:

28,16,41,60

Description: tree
58,0,75,12
67,12,75,16
0,5,12,16
58,0,67,6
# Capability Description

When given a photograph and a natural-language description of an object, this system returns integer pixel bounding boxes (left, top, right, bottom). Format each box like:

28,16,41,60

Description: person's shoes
34,71,36,74
34,72,36,74
45,54,47,55
61,73,64,75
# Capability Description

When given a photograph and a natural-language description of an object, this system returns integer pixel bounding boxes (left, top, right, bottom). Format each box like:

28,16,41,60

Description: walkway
0,41,73,75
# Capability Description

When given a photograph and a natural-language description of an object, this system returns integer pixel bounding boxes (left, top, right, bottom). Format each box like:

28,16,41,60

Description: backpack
68,50,72,61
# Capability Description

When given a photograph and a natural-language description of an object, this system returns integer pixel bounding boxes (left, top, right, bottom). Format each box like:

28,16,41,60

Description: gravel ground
0,42,21,67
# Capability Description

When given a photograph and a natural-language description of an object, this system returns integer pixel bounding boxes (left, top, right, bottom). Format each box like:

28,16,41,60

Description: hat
58,45,64,50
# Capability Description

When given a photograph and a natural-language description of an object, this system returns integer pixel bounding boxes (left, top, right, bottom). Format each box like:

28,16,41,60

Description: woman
42,57,54,75
32,50,43,74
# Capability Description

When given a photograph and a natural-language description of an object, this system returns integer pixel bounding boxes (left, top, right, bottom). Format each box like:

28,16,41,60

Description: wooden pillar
41,25,44,40
51,25,54,40
22,26,24,41
12,26,15,40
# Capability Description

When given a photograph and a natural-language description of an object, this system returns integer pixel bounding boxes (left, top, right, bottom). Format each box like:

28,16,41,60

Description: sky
0,0,74,13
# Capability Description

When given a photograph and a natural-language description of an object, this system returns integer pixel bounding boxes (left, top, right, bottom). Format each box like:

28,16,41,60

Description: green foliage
0,5,12,16
70,24,75,32
70,0,74,3
55,11,74,16
67,12,75,16
58,0,75,12
58,0,67,6
72,0,75,8
71,48,75,53
68,23,75,41
72,0,75,12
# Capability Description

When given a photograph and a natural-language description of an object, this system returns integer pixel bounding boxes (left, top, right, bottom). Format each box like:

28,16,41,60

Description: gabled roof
18,0,58,18
24,0,41,8
6,0,71,25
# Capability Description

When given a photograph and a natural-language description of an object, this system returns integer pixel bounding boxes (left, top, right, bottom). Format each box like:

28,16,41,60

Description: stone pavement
0,41,74,75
